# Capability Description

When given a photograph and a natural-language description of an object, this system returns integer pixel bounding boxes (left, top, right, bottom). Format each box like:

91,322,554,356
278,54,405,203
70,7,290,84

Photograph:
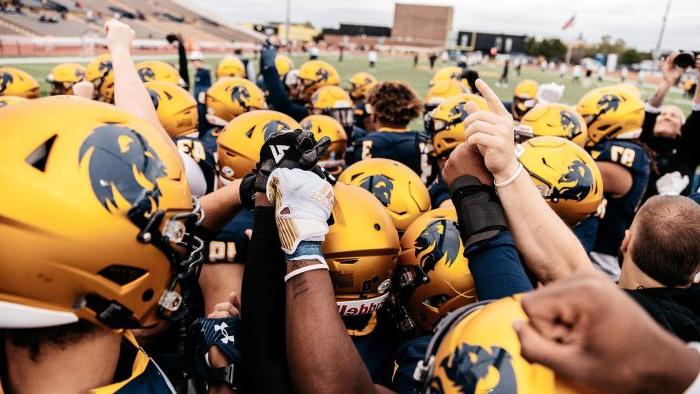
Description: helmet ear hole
98,265,148,286
374,223,381,231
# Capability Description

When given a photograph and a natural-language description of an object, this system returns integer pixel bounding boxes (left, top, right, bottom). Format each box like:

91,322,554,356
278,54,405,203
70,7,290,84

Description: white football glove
537,83,565,104
266,168,334,255
656,171,689,196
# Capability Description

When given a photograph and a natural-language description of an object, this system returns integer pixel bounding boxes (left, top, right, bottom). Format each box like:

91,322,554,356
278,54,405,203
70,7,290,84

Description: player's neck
4,329,122,393
619,259,666,290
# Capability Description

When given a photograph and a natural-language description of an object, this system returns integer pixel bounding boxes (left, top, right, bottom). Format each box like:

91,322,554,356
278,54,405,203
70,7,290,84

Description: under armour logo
270,145,290,163
215,322,236,345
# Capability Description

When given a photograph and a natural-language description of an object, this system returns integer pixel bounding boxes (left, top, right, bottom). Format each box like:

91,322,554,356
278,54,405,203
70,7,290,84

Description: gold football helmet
516,136,603,226
275,55,294,79
338,158,431,232
430,66,466,88
86,54,115,103
145,81,198,138
576,86,645,147
512,79,539,120
349,71,378,99
295,60,340,101
325,183,400,320
423,80,469,133
216,56,246,79
300,114,347,160
0,96,204,329
415,296,575,393
431,94,488,157
136,60,183,86
395,208,476,333
46,63,86,95
205,77,267,126
515,103,588,147
0,66,39,98
217,110,300,180
0,95,28,108
309,85,355,131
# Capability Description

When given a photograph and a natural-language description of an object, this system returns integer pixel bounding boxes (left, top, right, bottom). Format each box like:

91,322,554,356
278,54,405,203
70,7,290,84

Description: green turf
5,53,693,121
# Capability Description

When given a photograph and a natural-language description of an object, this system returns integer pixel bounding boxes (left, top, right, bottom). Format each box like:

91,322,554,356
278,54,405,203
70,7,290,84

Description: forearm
111,46,173,148
240,207,291,394
649,80,672,108
198,179,242,231
177,41,190,89
497,170,592,283
285,262,377,394
200,264,243,314
261,66,308,121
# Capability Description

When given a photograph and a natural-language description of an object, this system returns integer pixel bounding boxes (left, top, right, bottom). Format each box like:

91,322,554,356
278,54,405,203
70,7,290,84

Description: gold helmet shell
300,114,347,160
205,77,267,126
0,95,28,108
136,60,183,86
296,60,340,101
338,158,431,232
0,96,199,329
217,110,300,180
349,71,378,99
397,208,475,333
431,94,488,157
516,136,603,226
0,66,39,98
275,55,294,79
423,80,469,133
420,296,576,393
516,103,588,147
309,85,355,130
512,79,539,120
85,54,115,103
216,56,246,79
145,81,198,138
576,85,644,147
46,63,86,95
430,66,466,88
325,183,400,316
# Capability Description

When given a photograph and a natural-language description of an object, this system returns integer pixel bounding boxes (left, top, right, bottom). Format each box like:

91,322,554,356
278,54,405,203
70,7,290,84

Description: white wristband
494,163,524,188
284,263,329,283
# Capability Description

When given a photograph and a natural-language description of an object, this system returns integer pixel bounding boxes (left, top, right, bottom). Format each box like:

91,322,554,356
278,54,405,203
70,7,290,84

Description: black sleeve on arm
261,64,309,121
241,207,292,394
176,41,190,90
640,110,658,145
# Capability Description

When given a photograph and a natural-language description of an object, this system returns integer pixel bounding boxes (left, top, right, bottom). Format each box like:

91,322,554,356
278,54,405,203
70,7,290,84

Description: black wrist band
449,175,508,249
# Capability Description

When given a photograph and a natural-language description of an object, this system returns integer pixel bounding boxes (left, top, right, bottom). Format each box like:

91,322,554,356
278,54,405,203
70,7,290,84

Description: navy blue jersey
345,313,402,387
349,129,430,180
345,125,367,158
392,335,430,393
174,136,217,194
193,67,213,136
572,215,598,254
198,126,222,157
353,98,368,130
207,208,253,264
428,176,450,208
590,140,650,256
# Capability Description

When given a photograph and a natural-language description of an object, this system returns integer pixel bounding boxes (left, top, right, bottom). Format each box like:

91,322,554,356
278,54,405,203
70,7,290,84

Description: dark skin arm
284,259,390,394
597,162,632,198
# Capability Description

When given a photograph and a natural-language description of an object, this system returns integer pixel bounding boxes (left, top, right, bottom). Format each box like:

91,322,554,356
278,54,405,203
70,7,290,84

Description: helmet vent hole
98,265,147,286
142,289,154,302
338,258,359,264
245,126,255,138
26,134,56,172
374,223,381,231
598,124,611,131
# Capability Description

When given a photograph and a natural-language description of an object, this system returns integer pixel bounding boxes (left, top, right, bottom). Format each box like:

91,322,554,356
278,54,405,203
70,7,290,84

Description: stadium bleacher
0,0,263,44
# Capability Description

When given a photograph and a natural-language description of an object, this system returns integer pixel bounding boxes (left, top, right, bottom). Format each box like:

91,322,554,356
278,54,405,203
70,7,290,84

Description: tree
524,37,567,61
619,48,652,66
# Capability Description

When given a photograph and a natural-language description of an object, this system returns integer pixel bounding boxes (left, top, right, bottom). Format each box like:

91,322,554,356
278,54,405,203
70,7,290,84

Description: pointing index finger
475,79,510,117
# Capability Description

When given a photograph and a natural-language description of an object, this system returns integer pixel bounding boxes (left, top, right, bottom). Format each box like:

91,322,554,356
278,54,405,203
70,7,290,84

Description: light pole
285,0,291,45
654,0,672,59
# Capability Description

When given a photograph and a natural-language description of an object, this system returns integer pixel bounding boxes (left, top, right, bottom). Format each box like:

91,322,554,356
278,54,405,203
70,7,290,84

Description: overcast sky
181,0,699,51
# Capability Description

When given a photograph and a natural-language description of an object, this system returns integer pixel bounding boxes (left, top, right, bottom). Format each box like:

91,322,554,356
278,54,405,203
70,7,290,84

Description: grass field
4,53,694,119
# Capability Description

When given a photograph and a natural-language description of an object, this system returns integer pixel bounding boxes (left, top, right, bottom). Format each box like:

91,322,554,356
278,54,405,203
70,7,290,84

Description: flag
561,14,576,30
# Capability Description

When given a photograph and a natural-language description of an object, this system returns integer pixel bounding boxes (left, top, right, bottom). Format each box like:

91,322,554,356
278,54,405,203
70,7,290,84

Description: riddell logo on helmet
337,293,389,316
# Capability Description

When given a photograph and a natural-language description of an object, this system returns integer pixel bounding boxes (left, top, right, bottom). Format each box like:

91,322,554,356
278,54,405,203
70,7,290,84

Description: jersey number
209,241,237,263
361,140,373,160
610,146,636,167
177,139,207,163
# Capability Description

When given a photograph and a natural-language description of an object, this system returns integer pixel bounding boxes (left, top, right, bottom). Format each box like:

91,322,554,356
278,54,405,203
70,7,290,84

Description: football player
347,81,431,182
577,85,650,279
46,63,86,95
0,66,39,98
300,114,348,175
348,71,378,130
85,53,115,103
135,60,186,86
503,79,538,121
422,79,469,135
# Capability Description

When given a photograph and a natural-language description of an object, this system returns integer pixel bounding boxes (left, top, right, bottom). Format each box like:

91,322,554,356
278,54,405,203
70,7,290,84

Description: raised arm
648,52,683,108
461,79,593,283
259,44,309,121
105,19,172,149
